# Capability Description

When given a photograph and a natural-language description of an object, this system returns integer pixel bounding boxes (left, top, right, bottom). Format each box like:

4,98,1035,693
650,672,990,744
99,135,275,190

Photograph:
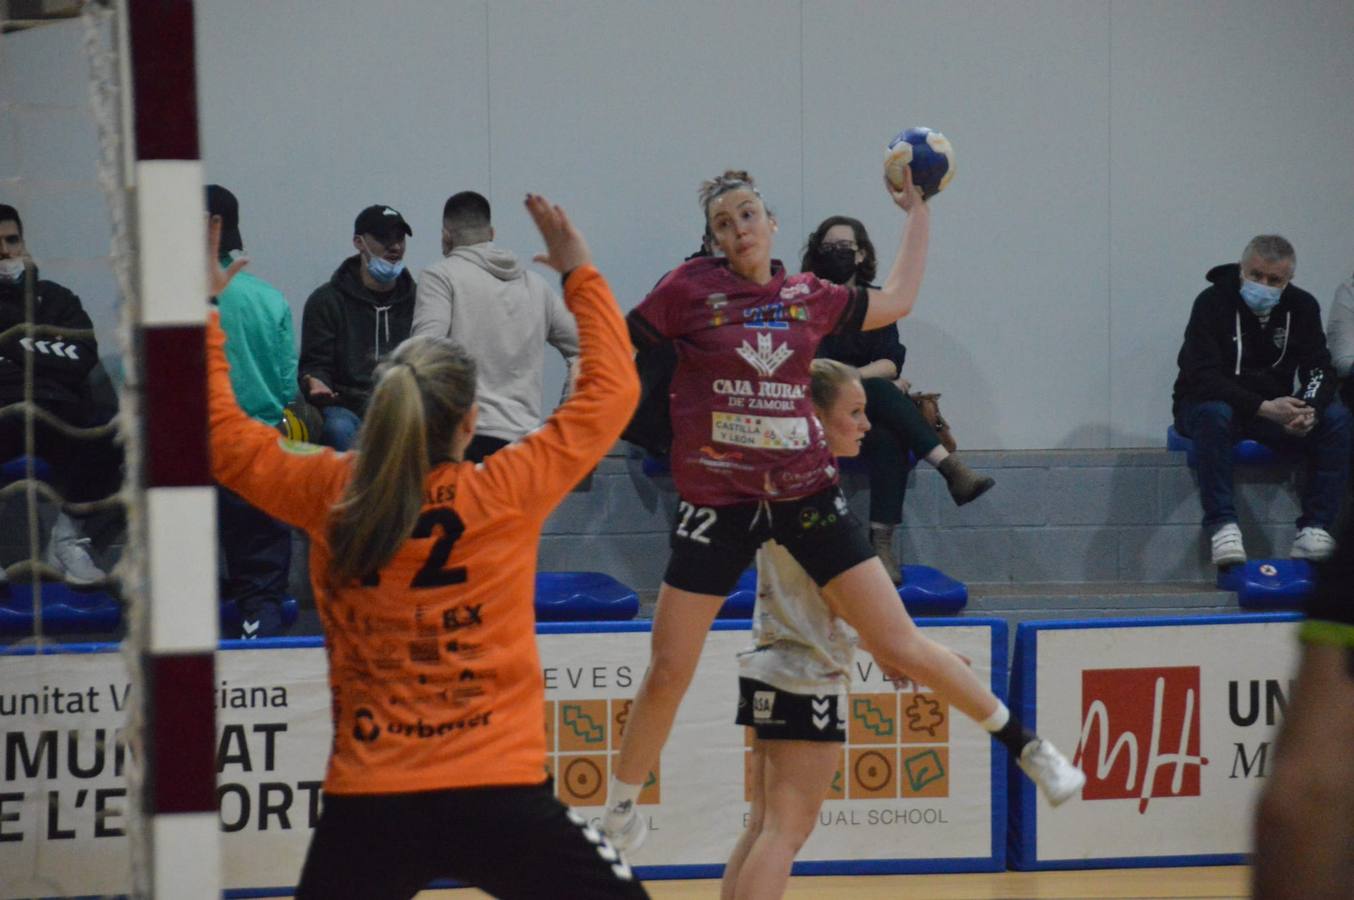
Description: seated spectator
207,185,297,638
299,205,415,450
0,203,122,587
802,215,993,582
1328,269,1353,396
411,191,578,462
1172,234,1351,566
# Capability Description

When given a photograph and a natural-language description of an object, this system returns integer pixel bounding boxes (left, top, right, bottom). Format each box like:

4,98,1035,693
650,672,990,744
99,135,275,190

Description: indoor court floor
424,864,1250,899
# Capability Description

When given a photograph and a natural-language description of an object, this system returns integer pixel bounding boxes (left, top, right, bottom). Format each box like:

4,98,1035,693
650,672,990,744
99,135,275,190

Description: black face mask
813,245,858,285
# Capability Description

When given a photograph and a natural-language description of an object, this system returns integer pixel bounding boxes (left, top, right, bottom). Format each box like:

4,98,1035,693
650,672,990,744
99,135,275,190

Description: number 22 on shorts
675,501,717,545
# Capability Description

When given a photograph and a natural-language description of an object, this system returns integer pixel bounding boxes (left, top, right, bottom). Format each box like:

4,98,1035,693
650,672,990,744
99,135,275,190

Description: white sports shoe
45,515,106,585
1291,526,1336,562
1018,739,1086,807
1210,523,1247,567
601,799,648,854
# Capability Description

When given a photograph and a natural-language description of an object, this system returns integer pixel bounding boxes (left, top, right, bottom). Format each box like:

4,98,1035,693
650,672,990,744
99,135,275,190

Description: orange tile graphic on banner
848,693,899,745
559,754,609,806
899,692,949,743
900,745,950,798
848,747,898,799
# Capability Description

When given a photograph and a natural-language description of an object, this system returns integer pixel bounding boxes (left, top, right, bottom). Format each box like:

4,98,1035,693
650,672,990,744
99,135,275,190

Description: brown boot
869,523,903,585
937,455,995,506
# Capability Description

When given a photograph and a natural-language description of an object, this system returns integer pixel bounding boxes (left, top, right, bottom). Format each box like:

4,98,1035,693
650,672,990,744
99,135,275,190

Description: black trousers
860,378,940,525
0,411,124,503
465,434,511,463
216,486,291,617
295,780,650,900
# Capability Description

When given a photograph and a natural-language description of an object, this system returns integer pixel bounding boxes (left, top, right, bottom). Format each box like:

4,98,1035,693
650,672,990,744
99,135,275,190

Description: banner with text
1007,614,1302,870
0,619,1004,897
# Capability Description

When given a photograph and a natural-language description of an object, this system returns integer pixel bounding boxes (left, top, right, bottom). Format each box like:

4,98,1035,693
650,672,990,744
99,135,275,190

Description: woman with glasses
802,215,994,582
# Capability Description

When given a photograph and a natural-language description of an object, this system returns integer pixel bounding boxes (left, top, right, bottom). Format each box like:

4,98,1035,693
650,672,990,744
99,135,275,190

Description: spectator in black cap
298,205,416,450
206,185,298,637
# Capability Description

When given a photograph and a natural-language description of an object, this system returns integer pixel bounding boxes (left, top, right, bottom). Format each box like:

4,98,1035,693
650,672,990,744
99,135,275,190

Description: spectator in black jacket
298,205,416,450
804,216,993,583
0,204,121,586
1172,234,1350,567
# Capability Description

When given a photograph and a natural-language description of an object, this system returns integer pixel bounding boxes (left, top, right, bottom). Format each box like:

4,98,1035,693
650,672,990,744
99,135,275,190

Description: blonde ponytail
326,337,476,587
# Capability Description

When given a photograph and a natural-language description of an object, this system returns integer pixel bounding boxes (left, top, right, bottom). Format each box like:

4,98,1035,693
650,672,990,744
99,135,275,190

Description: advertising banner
0,618,1004,897
1007,613,1302,870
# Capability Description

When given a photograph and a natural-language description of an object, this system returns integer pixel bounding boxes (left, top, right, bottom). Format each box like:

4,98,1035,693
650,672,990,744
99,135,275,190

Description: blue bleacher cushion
640,455,671,478
719,564,967,619
1216,559,1314,609
1,456,54,484
1166,425,1282,467
219,596,300,634
898,564,968,615
535,572,639,621
718,569,758,619
0,582,122,635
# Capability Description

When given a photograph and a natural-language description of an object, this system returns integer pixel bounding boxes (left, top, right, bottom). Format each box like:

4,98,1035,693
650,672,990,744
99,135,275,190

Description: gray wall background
4,0,1353,450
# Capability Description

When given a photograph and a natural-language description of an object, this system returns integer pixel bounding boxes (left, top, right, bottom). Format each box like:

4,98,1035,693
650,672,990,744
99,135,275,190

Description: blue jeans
320,405,362,451
1175,399,1352,530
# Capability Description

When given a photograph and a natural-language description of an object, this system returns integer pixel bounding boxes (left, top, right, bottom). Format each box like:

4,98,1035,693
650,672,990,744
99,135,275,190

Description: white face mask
0,258,25,283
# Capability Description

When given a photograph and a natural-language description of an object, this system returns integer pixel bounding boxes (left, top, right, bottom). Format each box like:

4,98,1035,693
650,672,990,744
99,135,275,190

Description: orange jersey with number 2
207,265,638,795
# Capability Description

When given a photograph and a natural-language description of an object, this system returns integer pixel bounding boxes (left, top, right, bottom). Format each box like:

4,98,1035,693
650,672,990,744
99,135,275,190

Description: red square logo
1074,666,1209,813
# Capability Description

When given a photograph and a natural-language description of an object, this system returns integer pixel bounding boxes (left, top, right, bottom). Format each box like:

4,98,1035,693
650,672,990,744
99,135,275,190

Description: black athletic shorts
664,485,874,595
735,677,846,743
295,779,649,900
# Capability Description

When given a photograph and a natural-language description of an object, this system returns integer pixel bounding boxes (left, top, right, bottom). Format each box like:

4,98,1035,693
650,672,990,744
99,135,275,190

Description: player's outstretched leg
822,557,1085,805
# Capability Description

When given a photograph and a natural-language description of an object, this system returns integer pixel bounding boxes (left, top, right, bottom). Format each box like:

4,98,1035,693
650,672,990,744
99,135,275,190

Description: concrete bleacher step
967,580,1243,653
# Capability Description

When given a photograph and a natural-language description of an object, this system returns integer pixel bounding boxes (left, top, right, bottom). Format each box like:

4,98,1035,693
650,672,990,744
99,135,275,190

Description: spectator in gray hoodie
412,191,579,461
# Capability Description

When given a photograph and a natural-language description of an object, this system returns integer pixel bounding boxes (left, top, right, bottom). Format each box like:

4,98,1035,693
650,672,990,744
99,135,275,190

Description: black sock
994,716,1038,757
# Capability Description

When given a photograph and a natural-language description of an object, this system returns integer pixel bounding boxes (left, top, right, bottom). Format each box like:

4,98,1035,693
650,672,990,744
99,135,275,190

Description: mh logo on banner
1074,666,1209,813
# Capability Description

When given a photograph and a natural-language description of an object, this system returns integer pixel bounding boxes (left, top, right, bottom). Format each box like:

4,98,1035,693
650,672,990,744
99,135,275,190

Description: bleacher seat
719,564,968,619
1,456,54,485
641,455,670,478
219,596,301,635
0,581,122,635
2,456,124,637
1166,425,1288,467
898,564,968,614
535,572,639,621
719,569,757,619
1217,559,1314,609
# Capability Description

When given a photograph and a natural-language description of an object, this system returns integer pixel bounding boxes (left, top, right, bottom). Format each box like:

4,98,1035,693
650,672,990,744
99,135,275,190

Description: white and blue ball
884,127,954,199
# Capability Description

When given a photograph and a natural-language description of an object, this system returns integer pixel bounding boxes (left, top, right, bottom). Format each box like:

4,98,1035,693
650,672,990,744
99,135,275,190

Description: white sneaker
1291,526,1336,562
1210,523,1247,567
601,799,648,854
46,515,107,585
1018,739,1085,807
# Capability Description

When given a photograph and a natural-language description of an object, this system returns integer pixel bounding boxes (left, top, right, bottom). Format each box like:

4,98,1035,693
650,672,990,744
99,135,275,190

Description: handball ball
884,127,954,199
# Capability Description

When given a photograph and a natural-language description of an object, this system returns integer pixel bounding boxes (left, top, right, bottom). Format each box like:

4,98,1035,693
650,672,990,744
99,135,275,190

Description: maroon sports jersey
629,257,866,505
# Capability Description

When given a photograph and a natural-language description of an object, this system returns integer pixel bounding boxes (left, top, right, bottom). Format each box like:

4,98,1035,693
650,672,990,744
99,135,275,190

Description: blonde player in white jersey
721,360,1084,900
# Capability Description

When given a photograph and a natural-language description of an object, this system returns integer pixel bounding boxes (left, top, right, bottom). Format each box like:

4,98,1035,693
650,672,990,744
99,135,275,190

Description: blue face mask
365,253,405,285
1239,279,1283,315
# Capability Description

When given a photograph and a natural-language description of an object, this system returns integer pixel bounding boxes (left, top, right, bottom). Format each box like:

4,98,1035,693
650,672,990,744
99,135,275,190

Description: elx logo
1074,666,1209,813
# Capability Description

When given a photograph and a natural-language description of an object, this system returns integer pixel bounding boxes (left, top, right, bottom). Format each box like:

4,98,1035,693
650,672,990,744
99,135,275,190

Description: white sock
978,702,1010,733
607,776,641,812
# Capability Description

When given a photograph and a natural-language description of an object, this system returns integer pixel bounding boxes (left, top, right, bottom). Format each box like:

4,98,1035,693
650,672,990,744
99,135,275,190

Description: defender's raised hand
525,194,592,274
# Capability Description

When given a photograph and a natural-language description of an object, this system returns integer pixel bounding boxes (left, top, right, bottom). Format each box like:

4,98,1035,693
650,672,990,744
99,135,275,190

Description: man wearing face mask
298,205,416,450
1173,234,1351,567
0,203,121,587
